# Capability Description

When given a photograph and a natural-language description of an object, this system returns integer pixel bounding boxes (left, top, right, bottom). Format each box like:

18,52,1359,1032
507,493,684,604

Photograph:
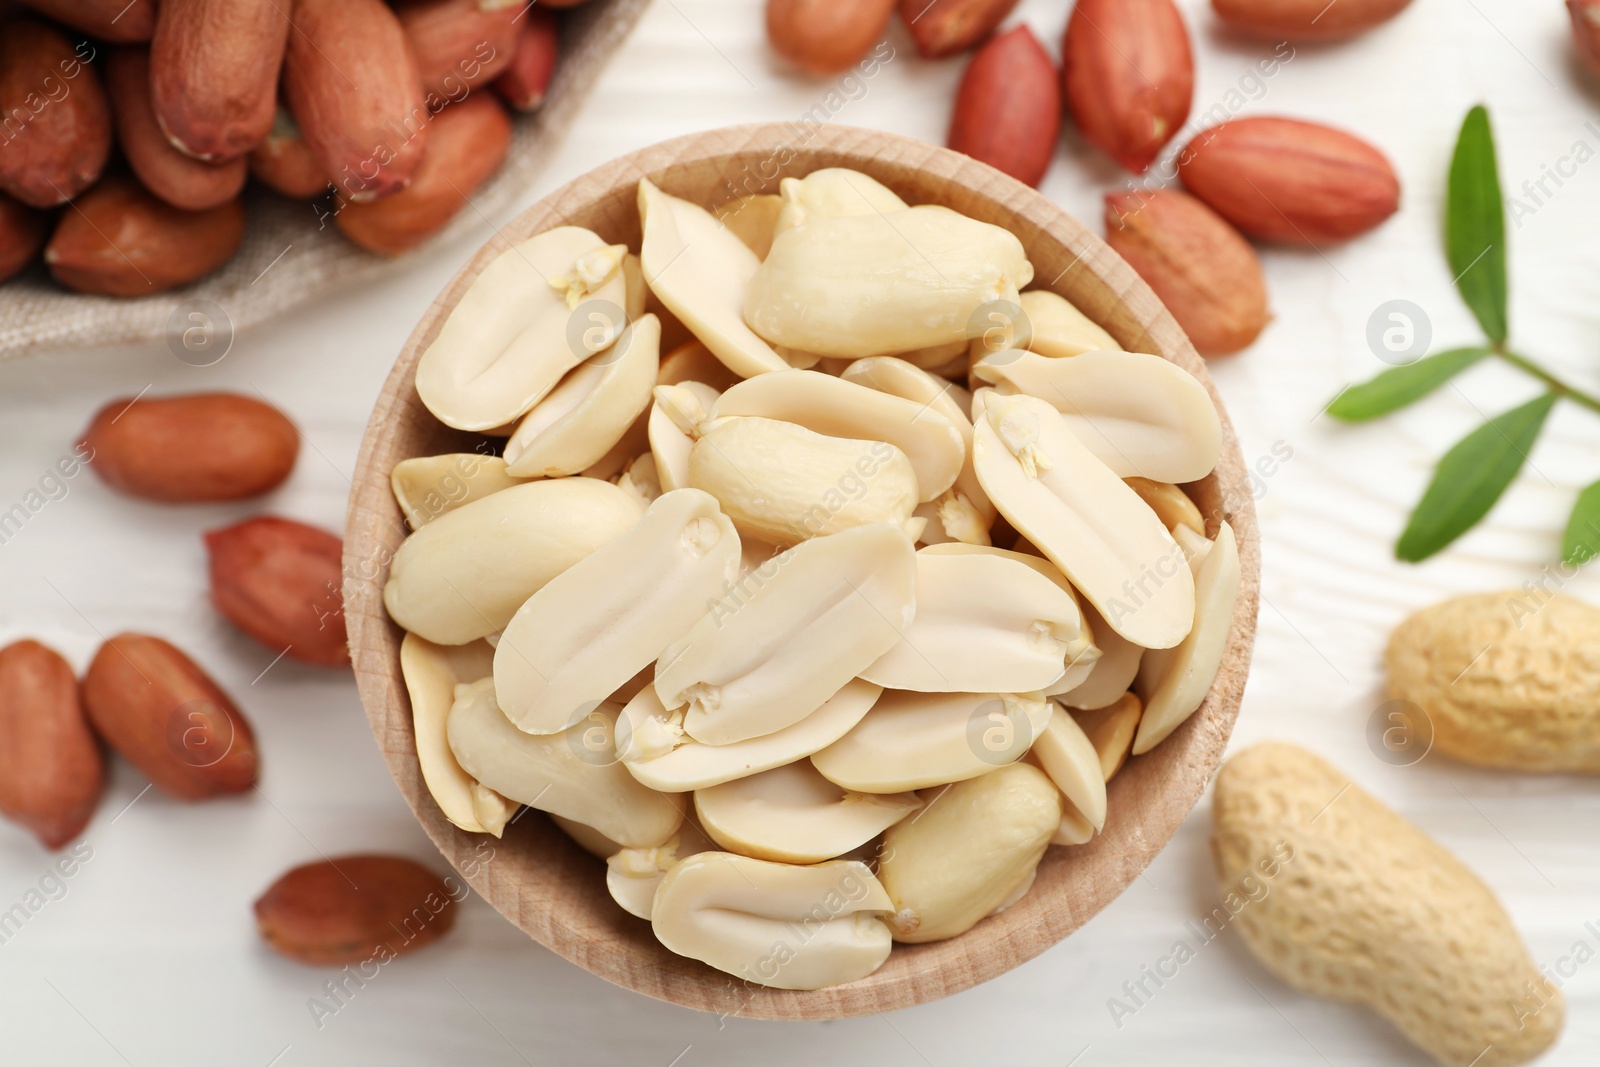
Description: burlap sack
0,0,652,360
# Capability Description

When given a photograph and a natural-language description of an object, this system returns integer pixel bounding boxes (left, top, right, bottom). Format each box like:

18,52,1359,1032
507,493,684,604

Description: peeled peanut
504,315,661,477
655,523,916,745
1126,476,1206,536
920,541,1103,695
973,349,1221,484
617,680,882,793
877,762,1061,943
415,227,630,431
1071,691,1141,781
447,678,682,848
638,178,789,378
1055,598,1144,710
390,452,526,530
384,478,643,645
1213,743,1562,1067
1017,290,1120,358
813,690,1054,793
651,852,895,990
695,761,920,864
973,392,1194,649
399,634,515,836
861,547,1095,693
688,416,919,546
494,489,741,735
647,381,720,491
606,819,715,920
771,167,908,239
714,370,965,500
1133,523,1240,753
1030,711,1107,833
746,205,1035,359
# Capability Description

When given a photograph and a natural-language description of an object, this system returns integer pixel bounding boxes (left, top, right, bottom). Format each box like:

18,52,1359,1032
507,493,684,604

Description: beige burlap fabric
0,0,652,360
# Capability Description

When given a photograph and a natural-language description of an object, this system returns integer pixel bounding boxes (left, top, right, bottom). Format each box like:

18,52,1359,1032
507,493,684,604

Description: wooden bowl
345,124,1261,1020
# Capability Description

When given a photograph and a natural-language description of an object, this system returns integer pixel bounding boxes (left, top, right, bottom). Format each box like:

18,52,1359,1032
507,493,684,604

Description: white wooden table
1,1,1596,1063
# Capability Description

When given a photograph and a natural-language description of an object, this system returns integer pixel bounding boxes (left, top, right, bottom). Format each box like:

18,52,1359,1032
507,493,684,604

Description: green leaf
1447,106,1509,343
1397,392,1557,562
1562,479,1600,566
1326,347,1492,422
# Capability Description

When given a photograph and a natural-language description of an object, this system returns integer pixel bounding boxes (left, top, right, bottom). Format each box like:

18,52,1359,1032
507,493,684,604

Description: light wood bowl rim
344,123,1261,1021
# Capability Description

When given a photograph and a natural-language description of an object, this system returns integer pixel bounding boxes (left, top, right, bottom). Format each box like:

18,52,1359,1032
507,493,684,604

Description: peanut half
447,678,682,849
745,205,1034,359
494,489,741,734
384,478,644,645
651,852,896,990
415,227,629,431
399,634,515,836
877,762,1061,943
813,690,1054,793
616,680,883,793
974,391,1195,649
655,523,916,745
973,349,1221,484
694,761,920,865
861,547,1095,693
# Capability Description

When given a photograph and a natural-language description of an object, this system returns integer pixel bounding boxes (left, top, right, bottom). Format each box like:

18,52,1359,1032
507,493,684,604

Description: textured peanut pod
107,48,248,211
205,516,349,668
899,0,1018,58
282,0,430,203
247,109,328,200
396,0,521,96
149,0,290,161
1178,117,1400,244
1062,0,1193,174
947,25,1061,189
255,855,458,965
45,176,245,296
0,193,47,283
767,0,896,74
1213,743,1563,1067
0,19,113,207
0,640,104,849
1387,592,1600,773
1213,0,1413,40
18,0,157,42
82,634,258,800
79,392,299,503
1103,190,1268,357
494,7,560,110
338,92,511,256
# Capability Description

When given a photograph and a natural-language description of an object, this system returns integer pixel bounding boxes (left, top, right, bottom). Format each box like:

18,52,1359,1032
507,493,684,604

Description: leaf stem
1493,345,1600,417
